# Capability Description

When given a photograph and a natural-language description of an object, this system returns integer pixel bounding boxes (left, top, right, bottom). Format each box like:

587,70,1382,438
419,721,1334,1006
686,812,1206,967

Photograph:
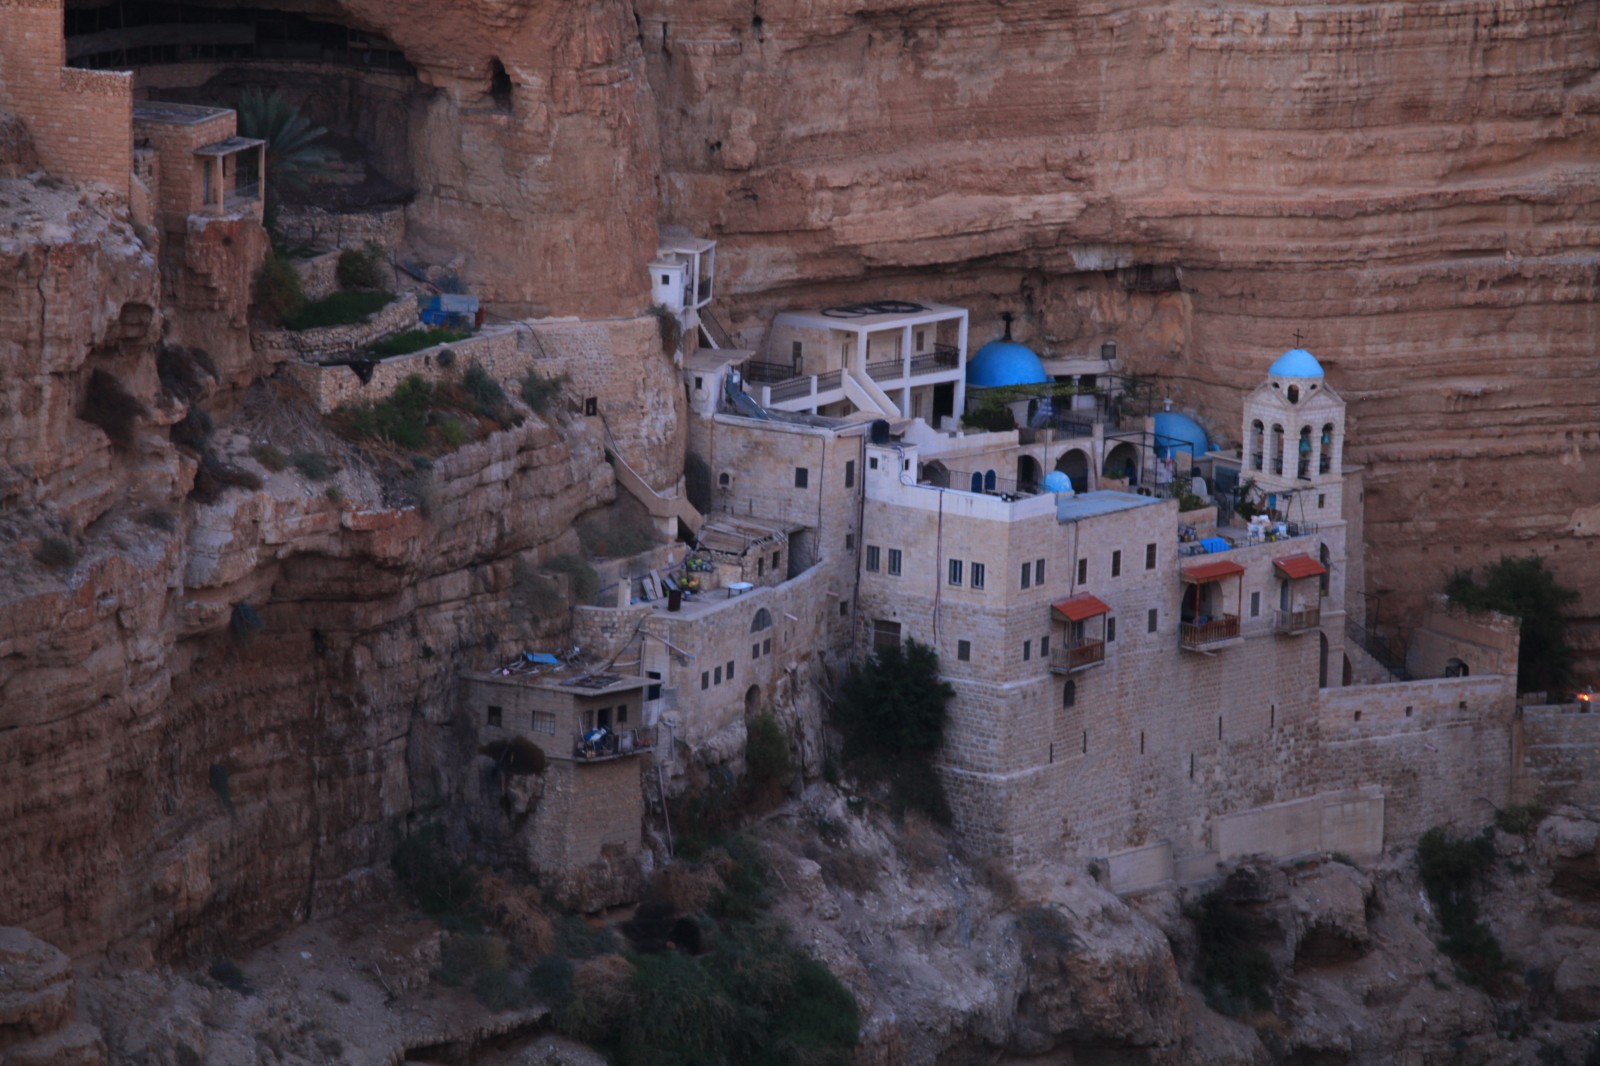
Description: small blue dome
1269,348,1325,378
1043,470,1074,494
1154,412,1211,459
967,340,1047,388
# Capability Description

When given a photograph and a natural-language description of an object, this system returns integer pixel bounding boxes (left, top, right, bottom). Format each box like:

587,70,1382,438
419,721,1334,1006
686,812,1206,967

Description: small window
839,600,849,617
1035,559,1045,585
715,665,722,684
872,618,902,653
762,637,771,655
751,608,772,631
533,711,557,734
646,672,662,702
701,671,710,690
1021,563,1032,590
694,375,704,390
719,472,732,488
957,639,971,662
585,397,598,417
792,340,803,362
869,456,879,470
616,704,629,725
772,551,780,570
794,468,809,489
1145,543,1157,570
1063,680,1076,709
757,558,764,577
752,642,761,660
845,460,856,488
1318,493,1326,509
948,559,963,586
971,562,986,590
866,546,880,572
1147,608,1158,633
1023,639,1032,662
726,660,734,680
1112,550,1122,578
661,274,671,286
1077,558,1088,584
888,549,903,576
915,329,926,351
486,704,503,727
1107,617,1117,642
1250,591,1261,618
846,533,855,551
1040,635,1050,656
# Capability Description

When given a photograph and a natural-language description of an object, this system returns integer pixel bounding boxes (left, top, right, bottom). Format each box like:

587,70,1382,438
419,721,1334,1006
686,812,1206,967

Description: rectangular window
1021,563,1032,590
1035,559,1045,585
757,558,764,577
957,639,971,662
694,376,704,390
662,274,671,286
839,600,849,616
1023,639,1032,662
1147,608,1158,633
795,467,809,489
646,671,662,702
845,460,856,488
763,637,771,655
753,642,761,660
888,549,903,576
872,619,902,654
1107,616,1117,642
1145,543,1157,570
701,671,710,690
869,456,879,470
1077,558,1088,585
532,711,557,735
727,660,735,680
846,533,855,551
866,546,880,572
772,551,780,571
1040,635,1050,656
714,665,722,685
791,340,803,362
486,705,503,727
971,562,986,590
1251,591,1261,618
616,704,629,725
1112,550,1122,578
915,329,926,352
1318,493,1326,509
948,559,963,586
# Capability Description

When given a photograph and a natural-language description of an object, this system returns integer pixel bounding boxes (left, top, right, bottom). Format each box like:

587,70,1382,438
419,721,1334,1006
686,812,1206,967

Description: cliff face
634,0,1600,658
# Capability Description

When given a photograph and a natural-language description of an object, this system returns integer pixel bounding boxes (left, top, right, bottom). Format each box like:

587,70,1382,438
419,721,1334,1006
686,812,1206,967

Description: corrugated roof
1181,559,1247,583
1273,554,1327,580
1052,593,1111,622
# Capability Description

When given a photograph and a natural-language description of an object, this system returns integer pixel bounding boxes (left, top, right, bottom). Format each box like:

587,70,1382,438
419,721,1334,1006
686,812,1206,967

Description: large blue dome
967,340,1047,388
1154,412,1211,459
1269,348,1325,378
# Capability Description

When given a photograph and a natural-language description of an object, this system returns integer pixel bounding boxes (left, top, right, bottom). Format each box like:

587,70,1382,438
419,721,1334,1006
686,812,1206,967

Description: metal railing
700,307,733,349
570,725,658,762
742,360,795,383
865,358,903,382
1181,615,1240,649
909,345,960,375
1051,638,1106,673
1346,618,1410,681
1276,606,1321,634
769,376,814,402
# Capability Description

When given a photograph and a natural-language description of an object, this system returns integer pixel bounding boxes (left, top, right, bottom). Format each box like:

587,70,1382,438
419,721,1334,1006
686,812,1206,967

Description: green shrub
520,369,569,413
1494,804,1546,836
552,914,617,960
745,714,792,798
543,553,599,605
463,363,507,407
191,453,263,503
529,953,575,1007
171,407,214,452
336,243,387,290
1186,888,1275,1017
436,414,469,448
1447,557,1579,695
81,369,147,450
839,639,953,758
291,451,334,481
282,290,392,331
648,303,682,356
341,375,434,450
251,253,306,325
35,536,77,569
393,822,477,918
230,602,264,646
251,443,289,472
1417,826,1513,993
961,402,1015,433
365,328,470,359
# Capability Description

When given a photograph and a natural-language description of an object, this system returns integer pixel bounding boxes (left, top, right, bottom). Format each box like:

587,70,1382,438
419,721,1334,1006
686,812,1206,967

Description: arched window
1062,679,1076,709
1297,427,1313,479
718,472,732,489
970,472,984,493
1250,420,1265,471
1318,542,1331,595
1445,658,1470,678
1320,423,1335,474
1287,384,1300,404
1270,424,1284,475
751,608,772,632
984,469,997,493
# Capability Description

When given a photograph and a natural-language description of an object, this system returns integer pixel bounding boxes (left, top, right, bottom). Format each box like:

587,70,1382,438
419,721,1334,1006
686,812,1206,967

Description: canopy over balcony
1180,560,1244,650
1052,593,1110,673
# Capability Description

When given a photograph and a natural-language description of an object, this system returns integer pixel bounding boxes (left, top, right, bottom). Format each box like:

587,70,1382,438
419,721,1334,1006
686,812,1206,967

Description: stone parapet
256,296,418,363
279,326,524,413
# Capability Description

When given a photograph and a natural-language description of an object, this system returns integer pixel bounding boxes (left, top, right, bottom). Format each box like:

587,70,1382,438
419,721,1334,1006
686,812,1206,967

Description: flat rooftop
464,657,646,696
132,101,234,126
1055,490,1165,522
777,300,967,331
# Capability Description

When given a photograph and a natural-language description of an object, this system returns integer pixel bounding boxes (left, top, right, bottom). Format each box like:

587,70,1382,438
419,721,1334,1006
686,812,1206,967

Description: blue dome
1269,348,1325,378
1043,470,1074,494
967,340,1047,388
1154,412,1211,459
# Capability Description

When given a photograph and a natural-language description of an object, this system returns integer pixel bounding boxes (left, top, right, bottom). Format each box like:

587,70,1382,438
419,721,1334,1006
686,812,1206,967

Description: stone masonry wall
257,297,419,365
1517,704,1600,812
278,323,519,411
0,0,131,195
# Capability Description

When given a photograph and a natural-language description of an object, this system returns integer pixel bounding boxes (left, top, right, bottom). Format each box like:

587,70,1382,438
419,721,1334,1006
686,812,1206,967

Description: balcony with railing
1180,615,1241,649
1050,638,1106,674
1276,605,1321,635
568,725,658,763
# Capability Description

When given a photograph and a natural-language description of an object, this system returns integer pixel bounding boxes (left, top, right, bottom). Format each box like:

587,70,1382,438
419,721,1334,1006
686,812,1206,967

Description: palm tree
236,88,332,209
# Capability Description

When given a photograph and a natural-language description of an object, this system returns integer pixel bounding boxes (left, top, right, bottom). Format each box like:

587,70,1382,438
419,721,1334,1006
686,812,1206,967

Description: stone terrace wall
1518,704,1600,811
277,204,405,252
257,296,419,365
0,0,131,195
280,326,522,413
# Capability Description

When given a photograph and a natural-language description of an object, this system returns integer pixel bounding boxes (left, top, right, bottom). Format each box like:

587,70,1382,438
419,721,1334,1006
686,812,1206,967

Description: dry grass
477,873,554,957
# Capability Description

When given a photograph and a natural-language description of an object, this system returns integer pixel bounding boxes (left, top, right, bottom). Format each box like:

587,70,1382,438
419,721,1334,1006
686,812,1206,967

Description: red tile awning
1052,593,1111,622
1273,554,1328,580
1181,559,1247,584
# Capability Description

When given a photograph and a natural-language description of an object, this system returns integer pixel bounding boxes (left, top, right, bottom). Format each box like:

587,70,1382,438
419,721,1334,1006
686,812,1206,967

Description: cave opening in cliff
65,0,423,211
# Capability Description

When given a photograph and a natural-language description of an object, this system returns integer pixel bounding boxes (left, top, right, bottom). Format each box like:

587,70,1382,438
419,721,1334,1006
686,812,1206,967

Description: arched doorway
745,684,762,715
1104,442,1140,486
920,460,950,487
1054,448,1090,493
1016,455,1042,494
1444,658,1470,678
